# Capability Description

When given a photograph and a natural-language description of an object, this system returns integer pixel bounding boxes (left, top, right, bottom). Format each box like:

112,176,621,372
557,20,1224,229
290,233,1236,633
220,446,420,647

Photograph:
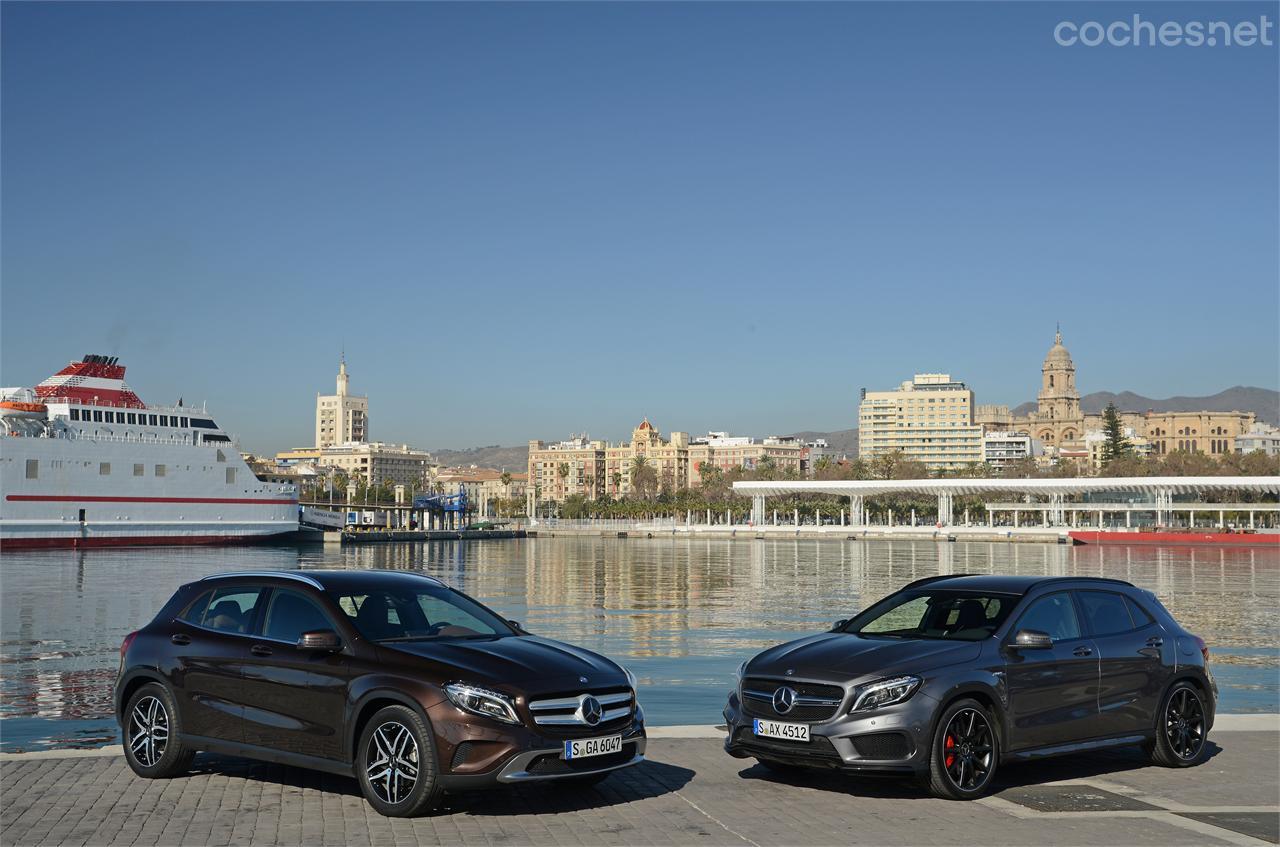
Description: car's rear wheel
1149,682,1209,767
927,699,999,800
122,682,195,778
356,705,442,817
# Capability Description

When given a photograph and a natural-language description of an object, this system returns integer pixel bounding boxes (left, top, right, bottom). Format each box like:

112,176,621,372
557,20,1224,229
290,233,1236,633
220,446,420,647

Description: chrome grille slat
532,706,631,726
527,689,634,727
529,691,631,711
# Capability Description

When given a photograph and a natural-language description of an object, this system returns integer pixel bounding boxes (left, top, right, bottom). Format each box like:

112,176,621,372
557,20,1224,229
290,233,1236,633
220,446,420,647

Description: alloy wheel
1164,688,1205,760
128,696,170,768
365,721,420,805
941,708,994,792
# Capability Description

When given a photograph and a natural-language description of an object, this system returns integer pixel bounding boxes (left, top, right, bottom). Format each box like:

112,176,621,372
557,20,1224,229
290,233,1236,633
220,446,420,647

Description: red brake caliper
944,733,955,768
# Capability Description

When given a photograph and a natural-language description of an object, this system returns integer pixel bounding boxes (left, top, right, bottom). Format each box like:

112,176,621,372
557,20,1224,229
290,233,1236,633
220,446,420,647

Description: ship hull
1069,530,1280,547
1,432,297,551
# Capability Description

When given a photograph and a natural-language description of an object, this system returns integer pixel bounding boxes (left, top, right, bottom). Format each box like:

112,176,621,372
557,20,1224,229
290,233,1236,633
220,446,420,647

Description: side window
1125,596,1155,627
180,590,213,624
1016,593,1081,642
263,589,334,643
1077,591,1135,636
200,586,263,634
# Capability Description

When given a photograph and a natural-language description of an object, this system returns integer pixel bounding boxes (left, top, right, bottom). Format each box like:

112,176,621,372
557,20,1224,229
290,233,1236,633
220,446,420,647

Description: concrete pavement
1,721,1277,846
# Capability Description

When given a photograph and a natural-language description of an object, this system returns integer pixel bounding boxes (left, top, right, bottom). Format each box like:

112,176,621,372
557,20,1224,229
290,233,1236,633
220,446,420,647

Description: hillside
430,444,530,471
1011,386,1279,426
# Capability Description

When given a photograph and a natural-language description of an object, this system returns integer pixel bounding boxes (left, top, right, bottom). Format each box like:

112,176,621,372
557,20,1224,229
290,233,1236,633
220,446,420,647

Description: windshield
334,584,514,642
845,590,1016,641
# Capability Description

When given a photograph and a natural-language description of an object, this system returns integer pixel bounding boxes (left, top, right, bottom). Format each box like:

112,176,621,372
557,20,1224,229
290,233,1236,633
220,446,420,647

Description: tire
1149,681,1210,768
927,698,999,800
356,705,443,817
122,682,195,779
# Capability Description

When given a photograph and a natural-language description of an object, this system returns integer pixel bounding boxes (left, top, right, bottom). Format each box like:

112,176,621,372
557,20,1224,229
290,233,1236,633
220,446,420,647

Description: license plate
753,719,809,742
564,734,623,760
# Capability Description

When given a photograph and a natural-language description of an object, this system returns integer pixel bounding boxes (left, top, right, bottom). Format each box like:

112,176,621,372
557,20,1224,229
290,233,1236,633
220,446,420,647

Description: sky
2,2,1277,454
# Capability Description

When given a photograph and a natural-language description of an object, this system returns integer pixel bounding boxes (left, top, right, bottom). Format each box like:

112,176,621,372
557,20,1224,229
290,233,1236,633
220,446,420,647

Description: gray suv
724,575,1216,799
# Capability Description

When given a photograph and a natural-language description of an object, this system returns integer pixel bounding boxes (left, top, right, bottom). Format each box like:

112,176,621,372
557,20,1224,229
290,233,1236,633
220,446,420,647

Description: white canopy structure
732,476,1280,528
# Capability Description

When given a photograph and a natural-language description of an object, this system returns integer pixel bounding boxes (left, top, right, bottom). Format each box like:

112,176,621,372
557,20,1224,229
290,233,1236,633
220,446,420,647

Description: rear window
1077,590,1135,636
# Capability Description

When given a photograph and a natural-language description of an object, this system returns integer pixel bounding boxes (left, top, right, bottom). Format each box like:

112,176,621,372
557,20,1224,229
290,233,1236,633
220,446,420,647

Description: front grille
851,732,912,760
741,678,844,723
732,727,842,764
528,688,633,730
527,743,636,775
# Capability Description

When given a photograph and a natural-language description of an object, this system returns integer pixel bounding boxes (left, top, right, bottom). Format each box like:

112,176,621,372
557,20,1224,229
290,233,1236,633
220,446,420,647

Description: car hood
746,632,981,684
378,635,627,696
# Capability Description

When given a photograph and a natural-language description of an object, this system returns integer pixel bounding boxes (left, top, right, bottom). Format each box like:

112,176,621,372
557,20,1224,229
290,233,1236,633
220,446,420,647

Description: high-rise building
315,357,368,448
858,373,984,470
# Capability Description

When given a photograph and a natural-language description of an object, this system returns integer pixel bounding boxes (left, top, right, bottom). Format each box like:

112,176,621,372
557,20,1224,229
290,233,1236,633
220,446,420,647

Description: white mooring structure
732,476,1280,529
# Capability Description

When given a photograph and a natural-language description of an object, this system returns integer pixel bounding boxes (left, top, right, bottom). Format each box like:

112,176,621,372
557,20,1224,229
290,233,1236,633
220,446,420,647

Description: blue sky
3,2,1277,454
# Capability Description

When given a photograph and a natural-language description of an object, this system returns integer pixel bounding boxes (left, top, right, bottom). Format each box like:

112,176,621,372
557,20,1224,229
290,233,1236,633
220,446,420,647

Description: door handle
250,644,273,657
1145,637,1164,648
170,634,191,646
1073,646,1093,657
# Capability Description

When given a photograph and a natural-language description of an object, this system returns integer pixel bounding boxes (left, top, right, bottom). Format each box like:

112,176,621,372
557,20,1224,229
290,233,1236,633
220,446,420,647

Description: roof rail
200,571,324,590
901,574,977,590
1031,576,1134,589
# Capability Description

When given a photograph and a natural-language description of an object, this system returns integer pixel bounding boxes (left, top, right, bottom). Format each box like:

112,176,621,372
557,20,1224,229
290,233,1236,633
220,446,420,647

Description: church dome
1044,330,1073,366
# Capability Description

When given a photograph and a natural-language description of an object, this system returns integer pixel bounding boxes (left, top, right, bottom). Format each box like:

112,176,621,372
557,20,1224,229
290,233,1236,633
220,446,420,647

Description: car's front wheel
356,705,443,817
927,698,999,800
122,682,195,778
1148,681,1209,767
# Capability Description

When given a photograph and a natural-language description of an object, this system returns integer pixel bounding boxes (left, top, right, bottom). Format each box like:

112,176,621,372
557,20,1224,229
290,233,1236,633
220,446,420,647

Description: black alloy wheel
927,698,998,800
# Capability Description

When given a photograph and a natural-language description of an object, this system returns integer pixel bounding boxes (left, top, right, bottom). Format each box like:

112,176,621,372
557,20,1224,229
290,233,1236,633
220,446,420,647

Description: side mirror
1012,629,1053,649
297,629,342,652
832,619,848,632
508,619,526,634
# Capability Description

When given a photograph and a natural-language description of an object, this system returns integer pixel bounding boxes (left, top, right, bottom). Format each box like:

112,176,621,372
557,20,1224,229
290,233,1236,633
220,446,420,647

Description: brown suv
115,569,646,816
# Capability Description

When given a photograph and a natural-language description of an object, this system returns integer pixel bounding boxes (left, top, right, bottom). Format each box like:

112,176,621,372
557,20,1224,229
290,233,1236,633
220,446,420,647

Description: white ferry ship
1,355,298,549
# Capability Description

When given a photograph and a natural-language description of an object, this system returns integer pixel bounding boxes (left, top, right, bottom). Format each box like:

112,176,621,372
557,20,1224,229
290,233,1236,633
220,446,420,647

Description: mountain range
1011,386,1279,426
432,387,1276,471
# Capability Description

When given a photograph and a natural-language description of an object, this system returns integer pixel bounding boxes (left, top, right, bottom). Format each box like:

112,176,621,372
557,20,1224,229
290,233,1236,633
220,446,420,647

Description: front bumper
722,690,935,776
432,702,647,790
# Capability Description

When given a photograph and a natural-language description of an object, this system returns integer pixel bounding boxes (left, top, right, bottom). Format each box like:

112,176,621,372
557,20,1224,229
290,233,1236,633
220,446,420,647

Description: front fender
345,675,446,760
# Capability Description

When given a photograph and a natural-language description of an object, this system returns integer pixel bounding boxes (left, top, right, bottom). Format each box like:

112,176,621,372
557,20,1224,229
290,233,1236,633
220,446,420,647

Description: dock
1,717,1275,846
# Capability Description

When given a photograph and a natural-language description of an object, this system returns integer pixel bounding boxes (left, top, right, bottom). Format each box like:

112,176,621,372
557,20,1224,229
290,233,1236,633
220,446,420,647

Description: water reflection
1,538,1275,751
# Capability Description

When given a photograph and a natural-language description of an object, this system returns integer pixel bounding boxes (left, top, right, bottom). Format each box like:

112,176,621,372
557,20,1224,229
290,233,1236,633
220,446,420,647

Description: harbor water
1,537,1276,752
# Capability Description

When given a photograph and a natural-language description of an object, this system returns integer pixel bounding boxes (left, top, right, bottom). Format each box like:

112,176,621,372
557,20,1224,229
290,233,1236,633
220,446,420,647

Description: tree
629,456,658,500
1100,403,1132,468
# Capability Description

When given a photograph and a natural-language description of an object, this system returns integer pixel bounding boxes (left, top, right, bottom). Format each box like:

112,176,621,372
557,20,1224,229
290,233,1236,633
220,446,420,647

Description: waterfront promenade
2,718,1276,847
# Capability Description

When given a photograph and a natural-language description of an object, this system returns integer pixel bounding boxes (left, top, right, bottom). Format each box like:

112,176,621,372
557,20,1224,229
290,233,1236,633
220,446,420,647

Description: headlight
444,683,520,725
624,666,638,691
734,660,748,682
850,676,920,712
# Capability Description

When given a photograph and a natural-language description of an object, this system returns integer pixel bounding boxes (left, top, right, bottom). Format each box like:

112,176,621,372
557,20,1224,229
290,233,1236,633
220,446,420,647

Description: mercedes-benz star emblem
580,695,603,726
772,686,797,715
